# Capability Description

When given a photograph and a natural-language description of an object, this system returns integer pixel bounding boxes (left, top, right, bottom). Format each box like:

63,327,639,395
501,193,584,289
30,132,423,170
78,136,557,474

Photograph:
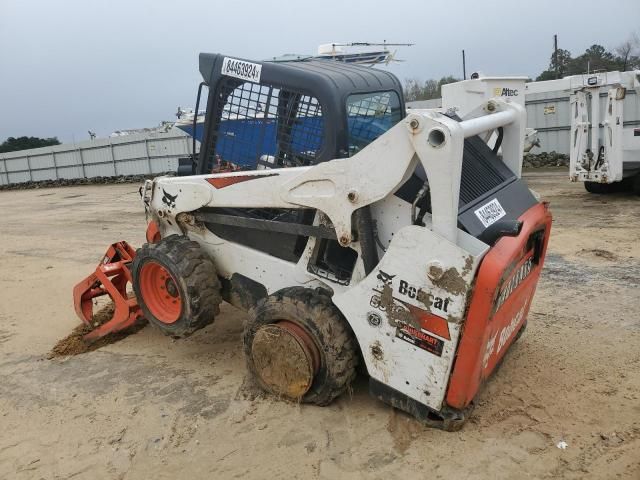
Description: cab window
208,79,325,172
346,91,402,154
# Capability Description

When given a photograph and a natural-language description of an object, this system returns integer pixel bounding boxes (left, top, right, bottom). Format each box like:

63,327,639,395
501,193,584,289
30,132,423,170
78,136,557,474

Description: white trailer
526,71,640,193
410,71,640,193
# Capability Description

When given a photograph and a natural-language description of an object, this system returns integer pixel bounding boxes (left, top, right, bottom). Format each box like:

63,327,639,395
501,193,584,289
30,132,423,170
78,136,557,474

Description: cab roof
198,52,404,100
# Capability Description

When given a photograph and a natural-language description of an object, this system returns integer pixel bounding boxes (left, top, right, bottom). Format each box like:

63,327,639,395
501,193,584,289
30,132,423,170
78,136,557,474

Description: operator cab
194,53,405,173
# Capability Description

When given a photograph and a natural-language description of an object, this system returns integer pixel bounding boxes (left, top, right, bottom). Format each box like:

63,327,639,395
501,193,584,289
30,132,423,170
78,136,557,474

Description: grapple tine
72,241,144,342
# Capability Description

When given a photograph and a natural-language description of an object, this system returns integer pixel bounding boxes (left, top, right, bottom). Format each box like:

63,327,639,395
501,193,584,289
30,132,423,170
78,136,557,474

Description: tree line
404,33,640,101
0,136,60,154
537,36,639,80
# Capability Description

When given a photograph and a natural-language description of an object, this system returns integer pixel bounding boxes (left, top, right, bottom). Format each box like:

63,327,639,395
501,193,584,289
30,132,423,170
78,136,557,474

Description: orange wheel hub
139,261,182,323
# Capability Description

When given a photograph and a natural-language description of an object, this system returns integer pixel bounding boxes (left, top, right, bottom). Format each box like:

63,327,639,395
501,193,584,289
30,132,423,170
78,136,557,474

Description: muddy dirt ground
0,174,638,479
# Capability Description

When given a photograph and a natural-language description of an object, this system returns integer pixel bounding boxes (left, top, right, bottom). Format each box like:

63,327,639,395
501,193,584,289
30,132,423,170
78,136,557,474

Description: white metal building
0,128,195,186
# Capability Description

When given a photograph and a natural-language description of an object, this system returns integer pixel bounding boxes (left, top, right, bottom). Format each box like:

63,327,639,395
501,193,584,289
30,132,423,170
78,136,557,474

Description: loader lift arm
148,99,525,249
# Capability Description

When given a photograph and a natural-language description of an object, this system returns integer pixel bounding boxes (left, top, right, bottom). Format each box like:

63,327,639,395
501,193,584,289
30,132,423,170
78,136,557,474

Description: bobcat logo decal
161,189,178,208
376,270,395,286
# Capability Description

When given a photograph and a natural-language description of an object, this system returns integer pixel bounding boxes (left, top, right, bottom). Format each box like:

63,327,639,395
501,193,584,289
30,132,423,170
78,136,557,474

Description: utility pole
462,49,467,80
553,34,558,79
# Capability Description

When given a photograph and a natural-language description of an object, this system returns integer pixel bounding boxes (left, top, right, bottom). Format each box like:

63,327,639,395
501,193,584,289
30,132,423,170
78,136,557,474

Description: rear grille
459,136,513,207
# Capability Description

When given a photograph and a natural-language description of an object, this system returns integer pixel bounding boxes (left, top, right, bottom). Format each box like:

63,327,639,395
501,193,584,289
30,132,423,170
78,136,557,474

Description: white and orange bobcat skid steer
73,53,552,430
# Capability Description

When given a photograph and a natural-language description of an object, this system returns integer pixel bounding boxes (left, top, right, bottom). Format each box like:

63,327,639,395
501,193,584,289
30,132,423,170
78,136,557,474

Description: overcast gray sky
1,0,639,143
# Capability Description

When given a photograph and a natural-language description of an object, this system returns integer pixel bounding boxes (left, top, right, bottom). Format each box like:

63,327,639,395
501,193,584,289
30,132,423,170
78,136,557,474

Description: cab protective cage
194,53,406,174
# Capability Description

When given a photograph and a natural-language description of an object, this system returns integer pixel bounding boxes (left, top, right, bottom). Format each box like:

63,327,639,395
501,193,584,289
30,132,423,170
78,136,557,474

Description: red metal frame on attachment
72,241,143,341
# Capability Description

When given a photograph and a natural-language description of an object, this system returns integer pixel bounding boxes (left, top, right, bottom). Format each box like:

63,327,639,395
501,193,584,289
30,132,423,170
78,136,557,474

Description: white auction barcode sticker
474,198,506,227
221,57,262,83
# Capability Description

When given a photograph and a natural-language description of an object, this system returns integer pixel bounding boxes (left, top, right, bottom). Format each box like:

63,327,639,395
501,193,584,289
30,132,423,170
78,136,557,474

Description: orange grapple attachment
72,241,144,341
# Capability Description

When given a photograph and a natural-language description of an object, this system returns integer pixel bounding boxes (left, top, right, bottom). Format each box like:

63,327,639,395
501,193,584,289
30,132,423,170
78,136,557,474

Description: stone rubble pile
522,152,569,168
0,173,173,191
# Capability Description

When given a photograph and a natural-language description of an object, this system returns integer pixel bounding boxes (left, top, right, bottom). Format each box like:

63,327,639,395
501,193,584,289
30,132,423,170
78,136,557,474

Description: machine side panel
332,225,487,411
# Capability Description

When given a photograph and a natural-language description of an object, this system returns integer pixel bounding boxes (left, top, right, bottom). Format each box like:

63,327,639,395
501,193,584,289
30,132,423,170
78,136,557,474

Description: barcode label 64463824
474,198,506,228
